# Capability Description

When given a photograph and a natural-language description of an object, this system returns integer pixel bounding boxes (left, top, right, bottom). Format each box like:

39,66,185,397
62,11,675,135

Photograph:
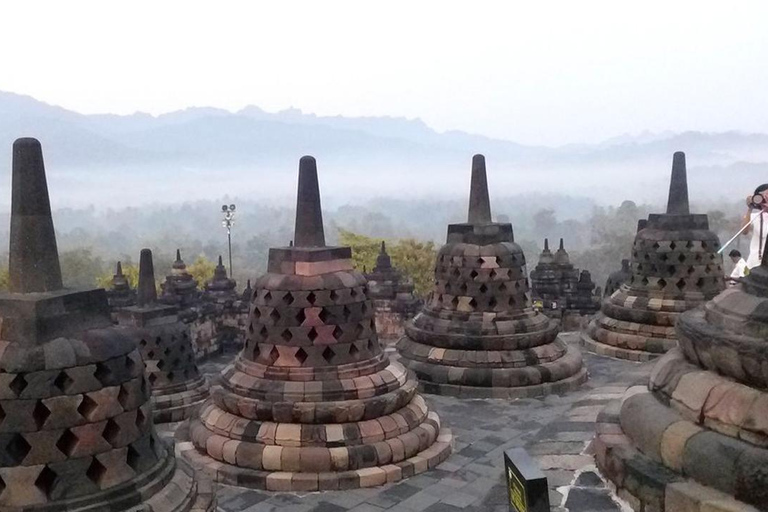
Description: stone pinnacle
559,238,565,250
293,156,325,247
137,248,158,307
9,137,63,293
544,238,549,251
666,151,690,215
116,261,124,276
467,154,492,224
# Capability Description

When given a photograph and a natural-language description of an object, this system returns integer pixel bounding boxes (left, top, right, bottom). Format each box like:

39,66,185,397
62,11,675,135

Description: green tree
96,263,139,290
188,255,216,288
338,229,380,272
60,248,107,289
389,239,436,297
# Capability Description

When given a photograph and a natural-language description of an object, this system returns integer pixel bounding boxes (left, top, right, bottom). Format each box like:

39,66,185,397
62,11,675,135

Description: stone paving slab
183,333,651,511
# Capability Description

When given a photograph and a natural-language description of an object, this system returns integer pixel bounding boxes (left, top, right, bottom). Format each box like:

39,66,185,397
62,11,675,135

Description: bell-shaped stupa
365,241,421,342
116,249,210,423
181,156,452,491
582,152,725,361
107,261,136,310
0,138,212,510
397,155,586,398
594,242,768,511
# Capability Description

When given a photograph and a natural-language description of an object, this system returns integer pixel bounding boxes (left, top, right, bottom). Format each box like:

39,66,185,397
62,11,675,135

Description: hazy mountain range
0,90,764,209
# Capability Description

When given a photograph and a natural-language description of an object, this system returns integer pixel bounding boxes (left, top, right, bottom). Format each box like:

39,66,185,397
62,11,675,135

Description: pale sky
1,1,767,146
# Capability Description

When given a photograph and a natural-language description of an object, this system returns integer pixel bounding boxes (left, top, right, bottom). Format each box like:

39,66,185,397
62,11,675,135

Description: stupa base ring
415,366,587,398
579,332,662,362
153,377,211,424
594,390,767,511
177,425,453,492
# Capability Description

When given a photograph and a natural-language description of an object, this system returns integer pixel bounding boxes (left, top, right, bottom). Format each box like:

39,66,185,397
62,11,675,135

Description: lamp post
221,204,236,278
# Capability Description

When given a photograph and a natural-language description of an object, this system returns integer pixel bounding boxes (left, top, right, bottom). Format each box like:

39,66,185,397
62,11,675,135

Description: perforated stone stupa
396,155,586,398
593,245,768,511
582,152,725,361
116,249,210,424
159,249,200,313
181,156,452,491
365,242,421,342
107,261,136,310
0,138,212,511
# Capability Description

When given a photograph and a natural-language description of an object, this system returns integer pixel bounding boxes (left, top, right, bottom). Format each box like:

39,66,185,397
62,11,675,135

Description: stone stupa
0,138,212,510
180,156,452,491
397,155,586,398
582,152,725,361
593,241,768,511
116,249,210,424
365,241,421,342
159,249,200,313
107,260,136,310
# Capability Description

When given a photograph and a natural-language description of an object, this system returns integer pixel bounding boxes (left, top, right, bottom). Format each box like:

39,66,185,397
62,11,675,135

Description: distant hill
0,90,764,208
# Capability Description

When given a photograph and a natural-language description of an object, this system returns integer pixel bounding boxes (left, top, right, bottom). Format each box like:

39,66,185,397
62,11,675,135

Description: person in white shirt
743,184,768,268
728,249,748,283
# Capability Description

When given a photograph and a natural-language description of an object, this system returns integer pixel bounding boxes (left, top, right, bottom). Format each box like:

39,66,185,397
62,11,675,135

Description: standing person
728,249,748,283
744,184,768,268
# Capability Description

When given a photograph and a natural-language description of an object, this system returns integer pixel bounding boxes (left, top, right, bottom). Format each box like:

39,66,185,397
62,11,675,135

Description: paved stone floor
178,333,652,512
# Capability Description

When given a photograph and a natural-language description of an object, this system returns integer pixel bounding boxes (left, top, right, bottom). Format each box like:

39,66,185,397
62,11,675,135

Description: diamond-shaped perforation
295,348,308,365
253,307,262,321
7,434,31,464
470,269,479,280
34,466,56,498
307,292,317,305
281,329,293,343
322,346,334,364
33,401,51,429
349,343,359,358
56,429,78,456
251,344,261,360
283,292,294,306
342,306,352,321
269,346,280,364
78,395,98,420
295,308,307,324
319,308,330,324
269,309,281,323
103,419,121,446
53,371,74,393
9,374,27,397
94,363,112,385
479,283,488,294
86,457,107,486
126,445,140,471
329,289,339,301
264,291,272,303
307,327,318,342
333,325,343,340
135,408,147,429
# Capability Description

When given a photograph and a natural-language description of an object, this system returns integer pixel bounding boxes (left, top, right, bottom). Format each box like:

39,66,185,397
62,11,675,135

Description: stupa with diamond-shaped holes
396,155,586,398
106,261,136,310
180,156,452,491
581,152,725,361
0,138,212,510
116,249,210,424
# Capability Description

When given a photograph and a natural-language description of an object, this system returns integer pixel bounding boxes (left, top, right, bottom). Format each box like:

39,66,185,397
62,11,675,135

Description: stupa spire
116,260,124,276
467,154,492,224
666,151,690,215
137,248,157,307
8,137,63,293
293,155,325,247
544,238,550,251
559,238,565,250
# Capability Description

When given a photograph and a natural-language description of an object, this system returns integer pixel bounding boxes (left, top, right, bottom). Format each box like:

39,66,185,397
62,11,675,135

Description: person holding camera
744,183,768,268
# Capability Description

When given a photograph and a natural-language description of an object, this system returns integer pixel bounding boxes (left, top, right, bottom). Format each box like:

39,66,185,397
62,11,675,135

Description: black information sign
504,448,550,512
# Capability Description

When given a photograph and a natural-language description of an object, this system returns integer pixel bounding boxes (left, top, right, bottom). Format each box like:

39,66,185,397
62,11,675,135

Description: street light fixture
221,204,236,278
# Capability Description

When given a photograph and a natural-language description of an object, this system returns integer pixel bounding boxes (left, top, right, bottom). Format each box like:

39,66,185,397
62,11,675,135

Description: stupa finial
293,156,325,247
666,151,690,215
544,238,549,251
116,260,124,276
8,137,63,293
467,154,492,224
137,248,157,307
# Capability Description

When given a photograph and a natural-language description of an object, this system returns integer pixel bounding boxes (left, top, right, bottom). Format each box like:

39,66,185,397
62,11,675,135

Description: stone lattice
0,138,212,511
180,156,451,491
581,152,725,361
397,155,586,398
593,243,768,511
117,249,210,424
365,242,421,342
